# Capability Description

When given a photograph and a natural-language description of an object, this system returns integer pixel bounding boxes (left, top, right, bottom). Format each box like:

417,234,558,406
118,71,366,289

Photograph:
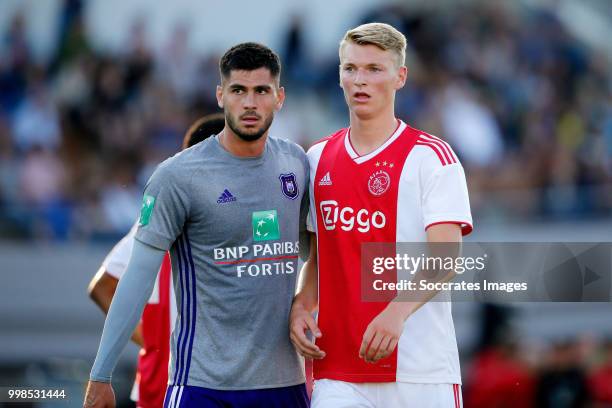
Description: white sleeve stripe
418,134,457,163
306,139,329,234
418,133,457,162
416,140,450,166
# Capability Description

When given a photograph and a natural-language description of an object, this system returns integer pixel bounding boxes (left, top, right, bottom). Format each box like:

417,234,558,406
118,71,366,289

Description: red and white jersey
307,120,472,385
102,224,177,408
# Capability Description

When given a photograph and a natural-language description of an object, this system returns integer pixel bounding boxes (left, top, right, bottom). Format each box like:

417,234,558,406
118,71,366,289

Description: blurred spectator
53,14,90,70
602,100,612,176
52,0,90,70
0,114,17,197
11,74,61,152
589,340,612,406
465,335,535,408
98,156,141,233
0,13,30,113
282,15,315,88
438,82,504,168
3,13,30,72
19,147,66,205
92,59,127,113
122,18,154,99
156,23,198,102
18,146,71,239
536,341,590,408
52,54,94,107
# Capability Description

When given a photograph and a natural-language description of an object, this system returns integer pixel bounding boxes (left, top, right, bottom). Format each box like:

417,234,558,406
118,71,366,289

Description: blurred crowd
354,3,612,223
465,335,612,407
464,306,612,407
0,1,611,241
0,2,222,240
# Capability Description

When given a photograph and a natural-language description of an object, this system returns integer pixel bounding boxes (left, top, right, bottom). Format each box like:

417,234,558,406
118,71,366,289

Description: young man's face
339,42,406,120
216,67,285,142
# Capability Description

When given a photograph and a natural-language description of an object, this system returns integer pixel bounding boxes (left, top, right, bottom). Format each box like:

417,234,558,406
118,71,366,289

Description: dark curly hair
219,42,281,81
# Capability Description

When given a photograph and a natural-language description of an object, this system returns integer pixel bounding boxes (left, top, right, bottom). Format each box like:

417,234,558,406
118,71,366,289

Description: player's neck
349,111,398,156
219,128,267,158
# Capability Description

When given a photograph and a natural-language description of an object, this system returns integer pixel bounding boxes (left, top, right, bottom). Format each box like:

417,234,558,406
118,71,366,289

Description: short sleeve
421,157,473,236
306,140,327,233
299,158,311,261
102,223,137,279
306,189,316,233
135,162,191,250
306,210,315,233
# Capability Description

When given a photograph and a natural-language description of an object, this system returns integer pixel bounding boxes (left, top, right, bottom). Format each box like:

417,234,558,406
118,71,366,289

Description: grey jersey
135,135,308,390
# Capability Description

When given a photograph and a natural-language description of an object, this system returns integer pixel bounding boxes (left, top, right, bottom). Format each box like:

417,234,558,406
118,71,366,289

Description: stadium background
0,0,611,406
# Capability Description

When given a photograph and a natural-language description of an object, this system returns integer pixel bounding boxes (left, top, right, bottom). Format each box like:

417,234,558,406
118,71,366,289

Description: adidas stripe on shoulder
415,134,458,166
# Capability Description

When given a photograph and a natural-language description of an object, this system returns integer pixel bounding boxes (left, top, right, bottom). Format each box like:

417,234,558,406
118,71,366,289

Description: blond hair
340,22,407,67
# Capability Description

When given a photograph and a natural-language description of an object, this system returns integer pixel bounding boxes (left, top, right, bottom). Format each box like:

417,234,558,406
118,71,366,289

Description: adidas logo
318,172,332,186
217,189,237,204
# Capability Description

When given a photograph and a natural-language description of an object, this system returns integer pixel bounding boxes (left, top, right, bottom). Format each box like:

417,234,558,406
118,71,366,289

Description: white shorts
312,379,463,408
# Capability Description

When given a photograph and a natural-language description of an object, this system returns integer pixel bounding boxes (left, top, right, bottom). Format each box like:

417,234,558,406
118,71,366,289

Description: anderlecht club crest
279,173,299,200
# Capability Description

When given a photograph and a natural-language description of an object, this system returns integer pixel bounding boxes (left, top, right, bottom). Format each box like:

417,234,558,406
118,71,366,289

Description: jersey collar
344,119,407,164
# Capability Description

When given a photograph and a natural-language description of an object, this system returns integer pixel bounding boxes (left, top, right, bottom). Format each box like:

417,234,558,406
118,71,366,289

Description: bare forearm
294,234,318,312
294,262,318,312
88,268,116,313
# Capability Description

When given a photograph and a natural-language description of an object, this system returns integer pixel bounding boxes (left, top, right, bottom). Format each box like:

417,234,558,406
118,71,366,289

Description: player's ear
216,85,224,109
275,86,285,111
395,66,407,90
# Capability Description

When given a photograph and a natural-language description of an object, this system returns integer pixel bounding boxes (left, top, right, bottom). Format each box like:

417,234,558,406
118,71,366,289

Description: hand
83,381,115,408
359,305,404,363
289,302,326,359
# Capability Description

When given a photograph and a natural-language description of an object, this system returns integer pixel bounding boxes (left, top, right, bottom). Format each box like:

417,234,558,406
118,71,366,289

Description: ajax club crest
279,173,299,200
368,170,391,196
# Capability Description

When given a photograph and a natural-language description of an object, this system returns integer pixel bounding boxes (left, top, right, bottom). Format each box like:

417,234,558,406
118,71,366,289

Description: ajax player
290,23,472,407
84,43,310,408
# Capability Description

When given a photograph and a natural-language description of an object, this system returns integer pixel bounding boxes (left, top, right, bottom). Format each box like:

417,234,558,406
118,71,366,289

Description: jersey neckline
211,134,269,163
344,119,407,164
